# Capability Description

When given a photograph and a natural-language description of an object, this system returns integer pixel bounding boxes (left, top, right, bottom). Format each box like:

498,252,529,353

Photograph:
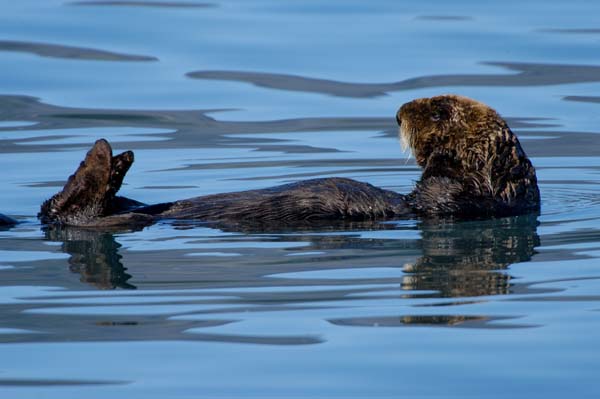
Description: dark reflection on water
0,309,324,344
187,62,600,98
69,1,216,8
0,379,129,386
0,95,596,163
415,15,473,21
564,95,600,104
540,28,600,34
329,315,535,329
0,95,391,153
0,40,157,62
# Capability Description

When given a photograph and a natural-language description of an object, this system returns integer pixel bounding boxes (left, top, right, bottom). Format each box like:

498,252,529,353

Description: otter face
396,94,500,169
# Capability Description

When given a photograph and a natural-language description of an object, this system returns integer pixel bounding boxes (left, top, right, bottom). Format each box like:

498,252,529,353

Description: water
1,0,600,397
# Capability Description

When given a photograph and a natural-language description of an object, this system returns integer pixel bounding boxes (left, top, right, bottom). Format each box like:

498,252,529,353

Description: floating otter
35,95,539,228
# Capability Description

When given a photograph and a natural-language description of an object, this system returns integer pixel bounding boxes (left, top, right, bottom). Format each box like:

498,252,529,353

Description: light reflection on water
1,0,600,398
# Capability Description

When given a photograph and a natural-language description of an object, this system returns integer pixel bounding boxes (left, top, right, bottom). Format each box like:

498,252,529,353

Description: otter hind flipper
39,139,136,226
109,150,134,194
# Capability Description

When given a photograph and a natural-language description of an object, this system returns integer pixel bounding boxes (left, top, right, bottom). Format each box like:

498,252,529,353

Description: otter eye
430,105,450,122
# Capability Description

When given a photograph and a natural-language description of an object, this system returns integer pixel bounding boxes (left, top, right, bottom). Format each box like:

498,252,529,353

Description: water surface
1,0,600,398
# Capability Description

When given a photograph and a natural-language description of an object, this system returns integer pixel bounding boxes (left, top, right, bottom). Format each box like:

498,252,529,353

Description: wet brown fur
398,94,540,217
37,95,540,228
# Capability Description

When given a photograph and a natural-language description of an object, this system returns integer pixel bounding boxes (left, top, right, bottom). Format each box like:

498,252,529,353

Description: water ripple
0,40,157,62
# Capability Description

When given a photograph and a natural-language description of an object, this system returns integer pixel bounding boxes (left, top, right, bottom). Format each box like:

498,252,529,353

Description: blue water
2,0,600,397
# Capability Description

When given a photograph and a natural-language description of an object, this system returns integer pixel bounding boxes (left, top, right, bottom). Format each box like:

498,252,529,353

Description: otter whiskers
399,124,414,165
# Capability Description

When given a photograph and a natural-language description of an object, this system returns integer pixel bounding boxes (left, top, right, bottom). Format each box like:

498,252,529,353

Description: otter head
397,95,500,169
396,94,540,215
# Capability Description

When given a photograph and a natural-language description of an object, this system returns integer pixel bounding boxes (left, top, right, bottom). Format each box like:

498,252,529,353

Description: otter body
35,95,539,228
156,177,409,223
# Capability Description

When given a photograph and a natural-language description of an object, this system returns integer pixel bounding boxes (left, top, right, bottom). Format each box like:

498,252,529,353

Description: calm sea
1,0,600,398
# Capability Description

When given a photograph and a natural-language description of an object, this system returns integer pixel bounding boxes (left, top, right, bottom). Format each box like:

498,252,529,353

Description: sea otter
32,95,539,228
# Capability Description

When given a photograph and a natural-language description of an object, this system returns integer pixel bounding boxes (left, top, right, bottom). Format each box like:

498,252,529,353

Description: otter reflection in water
31,95,539,229
403,214,540,298
49,215,539,299
45,226,135,289
329,215,540,328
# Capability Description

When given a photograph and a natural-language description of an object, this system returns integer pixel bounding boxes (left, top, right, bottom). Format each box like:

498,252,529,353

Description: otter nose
396,111,402,126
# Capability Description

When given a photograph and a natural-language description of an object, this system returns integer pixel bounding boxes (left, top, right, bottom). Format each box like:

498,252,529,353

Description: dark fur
36,95,540,228
156,177,409,224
